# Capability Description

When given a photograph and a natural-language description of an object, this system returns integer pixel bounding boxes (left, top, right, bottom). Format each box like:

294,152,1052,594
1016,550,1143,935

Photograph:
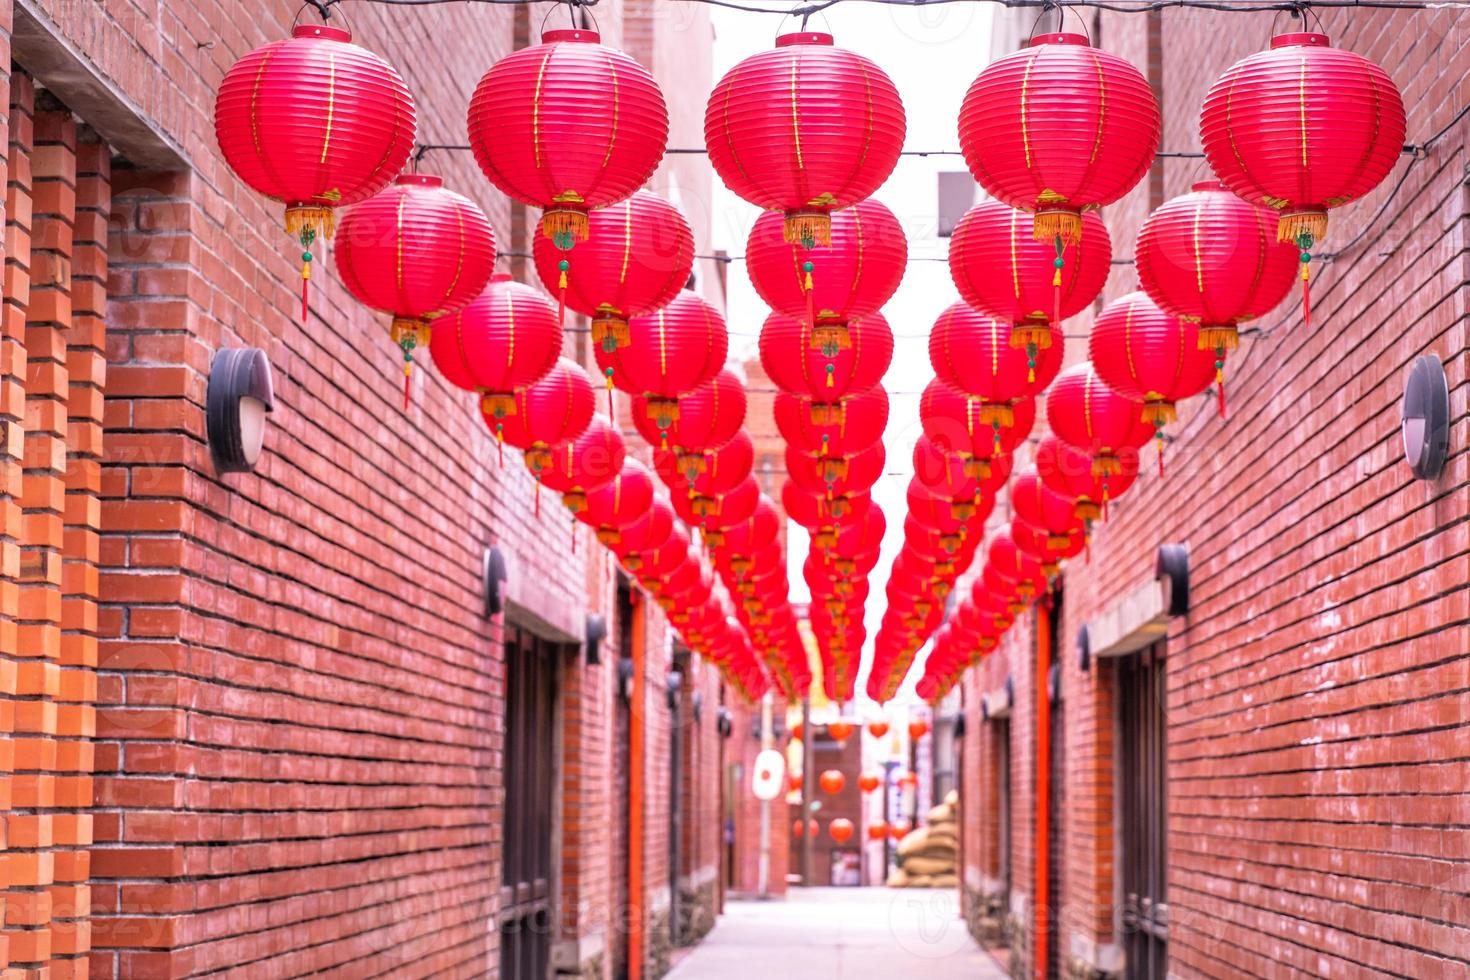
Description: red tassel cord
299,227,316,323
1052,234,1064,328
1297,233,1314,327
557,259,569,329
1214,347,1227,420
402,360,412,411
1156,425,1166,479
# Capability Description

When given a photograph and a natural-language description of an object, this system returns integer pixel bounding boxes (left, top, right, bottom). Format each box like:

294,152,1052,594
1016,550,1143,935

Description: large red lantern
828,818,855,844
774,386,889,458
634,369,746,461
468,29,669,249
949,200,1111,357
493,358,596,495
1036,434,1137,522
610,502,676,567
986,529,1048,602
678,477,759,547
1013,472,1088,550
532,190,694,347
1199,33,1405,314
539,415,625,510
1088,291,1216,469
760,312,893,410
705,32,905,248
912,435,1011,519
1011,516,1083,576
929,302,1062,442
818,769,846,795
1134,181,1298,413
958,32,1159,246
920,379,1035,462
578,460,656,545
786,442,885,501
429,274,561,429
746,199,906,353
214,24,416,316
335,175,497,400
1045,362,1150,476
596,291,729,426
656,431,755,505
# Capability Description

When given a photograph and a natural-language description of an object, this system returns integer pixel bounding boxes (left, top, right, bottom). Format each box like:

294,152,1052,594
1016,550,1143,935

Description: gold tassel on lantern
284,204,336,240
976,401,1014,429
784,206,833,248
1031,202,1082,246
811,321,851,355
592,311,631,352
1276,209,1328,248
542,195,590,250
596,527,621,548
563,491,587,514
1091,453,1122,477
1197,324,1239,353
646,397,680,430
810,402,843,426
481,391,518,420
1140,396,1176,426
1074,498,1102,522
962,457,991,480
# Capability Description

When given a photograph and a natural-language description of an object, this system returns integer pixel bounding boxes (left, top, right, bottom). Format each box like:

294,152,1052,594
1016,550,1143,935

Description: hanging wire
331,0,1470,11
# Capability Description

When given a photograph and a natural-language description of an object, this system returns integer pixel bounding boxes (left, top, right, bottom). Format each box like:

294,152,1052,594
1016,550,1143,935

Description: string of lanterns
214,9,1408,705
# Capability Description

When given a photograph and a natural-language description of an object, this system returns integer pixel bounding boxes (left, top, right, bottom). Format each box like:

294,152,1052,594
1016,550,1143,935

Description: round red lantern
214,23,416,315
786,442,885,501
912,435,1011,519
539,416,626,512
760,311,893,408
577,460,656,545
656,430,754,499
597,291,729,426
929,302,1062,444
1199,33,1405,312
1088,291,1216,468
818,769,846,795
532,190,693,347
783,480,869,535
858,772,881,794
920,379,1035,462
634,368,745,461
1134,181,1298,413
828,818,855,844
1035,434,1137,523
774,385,889,458
746,199,906,353
867,721,889,738
673,475,760,541
867,821,888,841
1013,471,1087,546
1045,362,1151,476
908,719,929,740
958,32,1159,245
335,175,497,399
468,29,669,249
949,200,1111,357
705,32,905,248
493,358,596,488
1011,516,1083,576
429,273,561,425
611,502,676,571
827,720,855,741
986,528,1048,602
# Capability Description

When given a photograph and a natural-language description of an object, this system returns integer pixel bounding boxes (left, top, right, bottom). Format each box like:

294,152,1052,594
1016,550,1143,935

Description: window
1117,642,1168,980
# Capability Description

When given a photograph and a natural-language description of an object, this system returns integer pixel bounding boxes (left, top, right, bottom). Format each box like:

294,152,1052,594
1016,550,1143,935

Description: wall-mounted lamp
665,669,683,710
207,348,274,474
1402,353,1449,481
691,688,704,722
717,706,733,738
953,713,967,740
617,657,634,703
1156,544,1190,617
585,613,607,665
1077,624,1092,673
482,546,507,618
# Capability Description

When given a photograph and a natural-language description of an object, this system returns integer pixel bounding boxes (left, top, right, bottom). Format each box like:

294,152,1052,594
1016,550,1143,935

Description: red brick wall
968,7,1470,978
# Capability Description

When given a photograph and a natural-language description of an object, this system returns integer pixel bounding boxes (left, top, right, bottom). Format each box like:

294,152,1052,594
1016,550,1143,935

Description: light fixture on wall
207,348,274,473
1402,353,1449,481
482,545,507,618
585,613,607,664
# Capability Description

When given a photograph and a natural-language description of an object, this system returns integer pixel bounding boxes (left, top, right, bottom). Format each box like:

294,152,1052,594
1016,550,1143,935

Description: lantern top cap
394,173,443,188
1191,179,1226,192
1029,32,1090,49
293,24,351,43
776,32,835,48
489,272,514,283
1271,32,1330,49
542,28,601,45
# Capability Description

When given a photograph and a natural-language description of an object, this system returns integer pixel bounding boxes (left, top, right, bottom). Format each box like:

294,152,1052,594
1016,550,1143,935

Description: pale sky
708,2,997,704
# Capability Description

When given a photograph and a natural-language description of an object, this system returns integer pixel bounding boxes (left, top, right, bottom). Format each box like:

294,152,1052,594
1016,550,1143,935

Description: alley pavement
667,887,1007,979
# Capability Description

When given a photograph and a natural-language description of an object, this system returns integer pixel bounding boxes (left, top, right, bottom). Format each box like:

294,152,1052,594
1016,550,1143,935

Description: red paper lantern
673,476,760,540
786,442,885,501
760,312,893,408
828,818,855,844
214,23,416,313
611,502,676,570
1035,434,1137,523
335,175,497,399
705,32,905,247
793,819,820,839
867,721,889,738
1010,516,1081,576
867,821,888,841
539,416,626,511
1088,291,1216,469
783,480,870,534
1045,362,1151,476
889,820,911,841
746,199,906,353
494,358,596,484
912,435,1011,519
532,190,693,349
920,379,1035,461
1134,181,1298,413
634,368,746,461
929,302,1063,441
827,721,855,741
774,386,889,458
430,273,561,423
818,769,846,795
578,460,657,545
908,719,929,740
1012,471,1086,547
986,528,1048,602
1199,32,1405,309
858,772,881,794
949,200,1111,355
656,430,754,500
597,291,729,425
958,32,1159,244
468,28,669,249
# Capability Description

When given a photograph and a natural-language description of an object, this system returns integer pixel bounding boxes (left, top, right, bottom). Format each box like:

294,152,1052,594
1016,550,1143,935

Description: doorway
499,624,559,980
1117,642,1168,980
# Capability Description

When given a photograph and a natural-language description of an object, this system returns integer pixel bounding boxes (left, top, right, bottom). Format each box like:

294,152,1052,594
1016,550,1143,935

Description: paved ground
668,887,1007,979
